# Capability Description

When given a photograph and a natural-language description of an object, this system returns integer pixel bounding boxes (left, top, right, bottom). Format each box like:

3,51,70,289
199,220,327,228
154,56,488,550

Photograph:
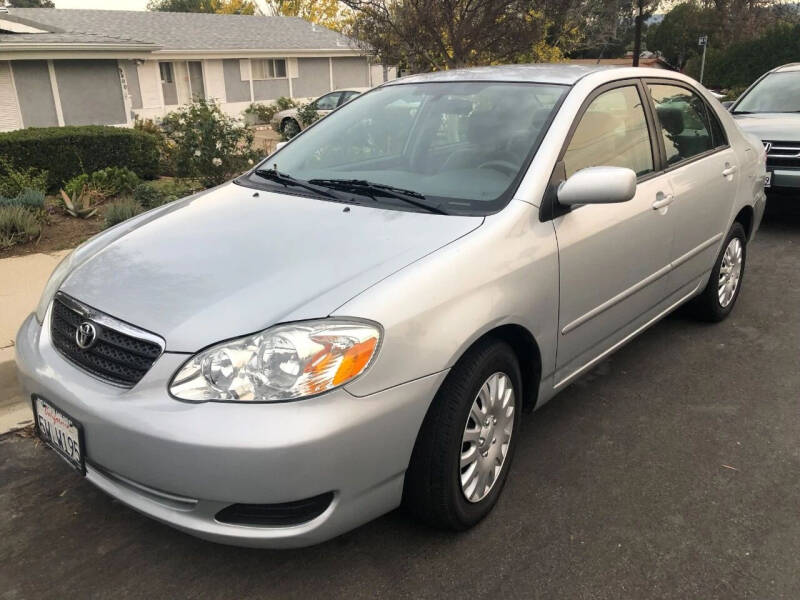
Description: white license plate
764,172,772,188
33,397,85,473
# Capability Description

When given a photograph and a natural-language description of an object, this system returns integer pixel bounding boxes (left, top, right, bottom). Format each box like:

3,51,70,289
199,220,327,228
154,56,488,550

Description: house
567,57,675,70
0,8,379,132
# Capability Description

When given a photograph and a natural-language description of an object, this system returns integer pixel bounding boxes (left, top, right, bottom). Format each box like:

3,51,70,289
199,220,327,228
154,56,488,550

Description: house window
252,59,287,80
159,61,174,83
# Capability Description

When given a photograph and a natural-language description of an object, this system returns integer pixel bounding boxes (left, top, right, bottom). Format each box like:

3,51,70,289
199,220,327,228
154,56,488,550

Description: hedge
0,126,160,191
685,23,800,90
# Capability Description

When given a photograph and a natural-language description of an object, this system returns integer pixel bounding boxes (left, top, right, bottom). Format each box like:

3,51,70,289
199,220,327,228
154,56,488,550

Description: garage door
0,61,23,131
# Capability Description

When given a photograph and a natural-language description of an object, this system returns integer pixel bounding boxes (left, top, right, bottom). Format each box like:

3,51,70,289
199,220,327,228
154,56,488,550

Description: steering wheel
477,160,519,176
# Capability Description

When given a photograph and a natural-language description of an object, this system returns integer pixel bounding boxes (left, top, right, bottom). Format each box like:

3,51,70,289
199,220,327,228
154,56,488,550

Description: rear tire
403,338,522,530
690,222,747,322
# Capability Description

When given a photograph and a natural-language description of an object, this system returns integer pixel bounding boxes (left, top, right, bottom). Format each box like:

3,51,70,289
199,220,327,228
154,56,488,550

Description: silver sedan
16,65,766,548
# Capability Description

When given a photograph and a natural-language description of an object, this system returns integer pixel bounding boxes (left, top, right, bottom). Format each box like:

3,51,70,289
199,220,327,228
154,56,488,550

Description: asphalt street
2,199,799,600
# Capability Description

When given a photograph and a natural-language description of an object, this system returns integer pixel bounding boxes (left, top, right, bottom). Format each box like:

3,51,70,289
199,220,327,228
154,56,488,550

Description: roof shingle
6,8,356,51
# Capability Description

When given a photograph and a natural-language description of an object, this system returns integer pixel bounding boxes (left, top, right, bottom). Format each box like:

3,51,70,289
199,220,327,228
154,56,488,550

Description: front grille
50,294,163,388
765,141,800,168
215,492,334,527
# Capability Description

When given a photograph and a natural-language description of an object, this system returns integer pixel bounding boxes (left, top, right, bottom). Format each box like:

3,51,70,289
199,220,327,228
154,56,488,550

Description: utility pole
698,34,708,85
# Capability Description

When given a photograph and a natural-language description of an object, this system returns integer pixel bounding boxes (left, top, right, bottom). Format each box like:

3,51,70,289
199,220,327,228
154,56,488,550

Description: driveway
1,201,799,600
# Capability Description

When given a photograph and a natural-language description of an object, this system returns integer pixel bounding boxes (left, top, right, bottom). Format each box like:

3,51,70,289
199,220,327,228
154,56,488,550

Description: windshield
734,71,800,114
242,81,567,215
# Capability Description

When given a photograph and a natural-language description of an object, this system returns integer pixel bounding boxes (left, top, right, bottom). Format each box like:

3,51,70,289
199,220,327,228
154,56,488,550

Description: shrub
161,99,260,187
0,126,159,191
244,102,280,125
276,96,298,111
0,188,45,211
105,198,142,228
0,205,42,248
64,167,140,200
684,23,800,89
133,182,165,209
0,156,48,197
59,188,98,219
296,103,321,127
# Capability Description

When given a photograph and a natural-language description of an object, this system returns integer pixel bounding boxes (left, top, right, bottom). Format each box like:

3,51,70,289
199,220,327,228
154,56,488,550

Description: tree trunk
633,1,643,67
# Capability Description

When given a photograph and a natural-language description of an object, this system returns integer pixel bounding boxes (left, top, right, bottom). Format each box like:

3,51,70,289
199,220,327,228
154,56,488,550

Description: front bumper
768,167,800,191
15,311,446,548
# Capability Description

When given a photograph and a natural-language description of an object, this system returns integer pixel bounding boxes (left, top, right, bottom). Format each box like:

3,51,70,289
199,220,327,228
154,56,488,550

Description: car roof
332,87,369,93
772,63,800,73
384,64,684,87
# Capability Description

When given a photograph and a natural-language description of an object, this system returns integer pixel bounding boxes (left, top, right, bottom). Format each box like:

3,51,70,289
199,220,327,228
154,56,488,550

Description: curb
0,349,32,434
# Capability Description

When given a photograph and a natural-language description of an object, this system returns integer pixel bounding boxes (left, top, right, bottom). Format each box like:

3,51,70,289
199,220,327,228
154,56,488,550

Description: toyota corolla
16,65,766,548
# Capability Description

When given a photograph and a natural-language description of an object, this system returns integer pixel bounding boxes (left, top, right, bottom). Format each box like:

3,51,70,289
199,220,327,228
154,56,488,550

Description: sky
52,0,149,8
49,0,272,9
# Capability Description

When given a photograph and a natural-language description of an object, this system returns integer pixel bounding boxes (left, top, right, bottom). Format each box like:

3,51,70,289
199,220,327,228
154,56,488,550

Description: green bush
161,99,260,187
296,103,321,128
0,205,42,248
0,188,45,211
245,102,280,124
276,96,298,111
685,23,800,89
65,167,140,199
133,182,165,208
104,198,142,228
0,156,48,197
0,126,159,191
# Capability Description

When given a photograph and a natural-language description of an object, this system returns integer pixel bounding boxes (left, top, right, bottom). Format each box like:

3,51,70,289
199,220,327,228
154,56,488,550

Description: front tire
403,339,522,530
690,222,747,322
281,118,301,139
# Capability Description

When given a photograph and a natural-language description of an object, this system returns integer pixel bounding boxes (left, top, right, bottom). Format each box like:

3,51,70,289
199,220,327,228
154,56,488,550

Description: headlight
35,250,76,324
169,319,381,402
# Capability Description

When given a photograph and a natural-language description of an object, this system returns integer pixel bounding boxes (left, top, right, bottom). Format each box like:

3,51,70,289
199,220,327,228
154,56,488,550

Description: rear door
645,81,738,295
550,81,675,387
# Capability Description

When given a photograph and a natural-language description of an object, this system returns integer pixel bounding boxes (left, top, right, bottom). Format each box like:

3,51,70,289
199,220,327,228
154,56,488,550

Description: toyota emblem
75,321,97,349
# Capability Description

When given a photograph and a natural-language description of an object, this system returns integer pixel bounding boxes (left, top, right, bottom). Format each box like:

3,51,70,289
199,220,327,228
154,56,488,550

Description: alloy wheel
459,372,515,503
718,237,743,308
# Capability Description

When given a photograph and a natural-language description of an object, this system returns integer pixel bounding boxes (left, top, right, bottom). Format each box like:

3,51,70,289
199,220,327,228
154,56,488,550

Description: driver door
551,81,675,388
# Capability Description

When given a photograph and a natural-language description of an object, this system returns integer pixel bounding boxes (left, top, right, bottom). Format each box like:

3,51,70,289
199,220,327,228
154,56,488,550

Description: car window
733,71,800,114
246,82,568,214
648,84,714,164
314,92,342,111
338,91,360,105
563,85,654,178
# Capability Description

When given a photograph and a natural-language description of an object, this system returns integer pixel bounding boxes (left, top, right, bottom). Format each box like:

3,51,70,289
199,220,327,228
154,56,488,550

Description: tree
146,0,256,14
262,0,350,31
646,2,712,69
631,0,659,66
343,0,578,73
8,0,56,7
569,0,636,59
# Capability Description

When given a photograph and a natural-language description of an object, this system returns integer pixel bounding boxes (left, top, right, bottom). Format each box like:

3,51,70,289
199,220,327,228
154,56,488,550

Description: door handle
652,193,674,210
722,165,738,177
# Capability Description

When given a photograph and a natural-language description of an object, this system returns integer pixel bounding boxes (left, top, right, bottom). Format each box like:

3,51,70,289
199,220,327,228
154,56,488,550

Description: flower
248,159,254,165
194,150,201,157
212,157,223,167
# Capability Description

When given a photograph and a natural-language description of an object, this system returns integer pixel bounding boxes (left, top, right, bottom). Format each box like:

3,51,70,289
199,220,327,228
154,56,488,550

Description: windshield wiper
308,178,447,215
252,169,342,200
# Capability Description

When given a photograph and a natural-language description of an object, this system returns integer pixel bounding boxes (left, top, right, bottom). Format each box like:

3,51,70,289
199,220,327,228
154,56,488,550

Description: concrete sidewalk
0,249,70,432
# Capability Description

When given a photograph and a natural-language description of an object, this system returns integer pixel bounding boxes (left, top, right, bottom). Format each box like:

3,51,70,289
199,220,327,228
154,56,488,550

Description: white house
0,8,387,132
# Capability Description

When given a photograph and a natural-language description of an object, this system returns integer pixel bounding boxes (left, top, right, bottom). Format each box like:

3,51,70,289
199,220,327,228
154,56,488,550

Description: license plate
32,397,85,473
764,172,772,188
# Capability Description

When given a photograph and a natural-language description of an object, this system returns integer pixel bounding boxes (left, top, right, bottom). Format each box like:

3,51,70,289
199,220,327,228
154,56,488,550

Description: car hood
60,183,483,351
733,113,800,141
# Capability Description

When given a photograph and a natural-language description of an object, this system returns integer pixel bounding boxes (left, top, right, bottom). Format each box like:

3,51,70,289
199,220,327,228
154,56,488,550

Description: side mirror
275,141,288,151
721,100,734,110
558,166,637,206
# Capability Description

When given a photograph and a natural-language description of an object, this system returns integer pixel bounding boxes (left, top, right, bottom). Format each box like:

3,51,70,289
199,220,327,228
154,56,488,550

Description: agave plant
59,187,98,219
